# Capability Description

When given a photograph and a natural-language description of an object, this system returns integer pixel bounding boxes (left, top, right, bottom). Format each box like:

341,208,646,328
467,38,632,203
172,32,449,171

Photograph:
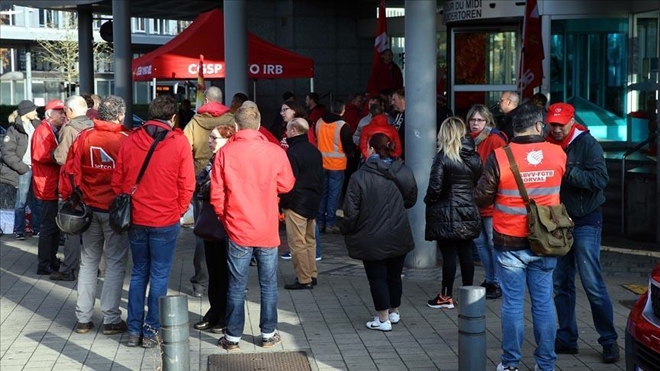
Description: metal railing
620,133,657,234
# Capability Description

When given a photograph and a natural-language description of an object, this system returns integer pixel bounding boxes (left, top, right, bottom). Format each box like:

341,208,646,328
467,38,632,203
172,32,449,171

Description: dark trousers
37,200,59,270
438,239,474,297
203,238,229,325
362,254,406,312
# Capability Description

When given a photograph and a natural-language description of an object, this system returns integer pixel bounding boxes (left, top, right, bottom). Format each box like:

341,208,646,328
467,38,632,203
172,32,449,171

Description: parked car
626,263,660,371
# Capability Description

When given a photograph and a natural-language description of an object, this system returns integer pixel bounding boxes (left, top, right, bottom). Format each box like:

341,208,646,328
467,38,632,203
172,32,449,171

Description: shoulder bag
503,145,574,256
109,130,167,233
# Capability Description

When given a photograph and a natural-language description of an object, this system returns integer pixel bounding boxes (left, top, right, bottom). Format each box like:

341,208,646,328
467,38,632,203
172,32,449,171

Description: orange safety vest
492,142,566,238
316,119,347,170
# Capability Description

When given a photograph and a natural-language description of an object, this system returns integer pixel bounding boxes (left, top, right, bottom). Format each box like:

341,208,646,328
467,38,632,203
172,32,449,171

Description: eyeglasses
280,107,292,113
469,118,486,123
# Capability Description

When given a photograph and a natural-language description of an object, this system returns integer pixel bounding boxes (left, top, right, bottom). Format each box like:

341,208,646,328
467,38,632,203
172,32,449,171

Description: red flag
196,54,205,111
366,0,388,96
518,0,544,100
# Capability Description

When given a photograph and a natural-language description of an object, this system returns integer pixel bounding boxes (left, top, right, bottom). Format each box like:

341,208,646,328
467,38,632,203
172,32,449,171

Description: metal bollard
159,295,190,371
458,286,487,371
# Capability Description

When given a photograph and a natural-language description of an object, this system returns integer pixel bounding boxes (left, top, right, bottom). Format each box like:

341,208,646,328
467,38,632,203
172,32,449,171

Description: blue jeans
496,247,557,371
126,223,180,337
317,169,344,228
225,240,278,342
553,224,617,347
474,217,498,284
14,169,41,234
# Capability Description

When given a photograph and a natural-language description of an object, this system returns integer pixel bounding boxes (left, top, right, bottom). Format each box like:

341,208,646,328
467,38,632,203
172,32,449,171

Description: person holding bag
474,104,566,371
192,123,235,333
110,95,195,348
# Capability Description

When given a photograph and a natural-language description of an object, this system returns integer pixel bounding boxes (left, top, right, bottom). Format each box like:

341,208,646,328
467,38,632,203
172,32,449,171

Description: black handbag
193,200,226,241
109,130,167,233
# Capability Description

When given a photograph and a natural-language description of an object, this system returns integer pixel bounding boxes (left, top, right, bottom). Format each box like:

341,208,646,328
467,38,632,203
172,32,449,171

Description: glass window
0,81,11,105
150,18,160,34
1,4,14,25
132,18,146,33
454,31,517,85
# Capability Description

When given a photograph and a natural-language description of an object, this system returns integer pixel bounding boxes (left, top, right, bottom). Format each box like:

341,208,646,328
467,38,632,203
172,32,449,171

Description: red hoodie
111,120,195,227
359,114,402,159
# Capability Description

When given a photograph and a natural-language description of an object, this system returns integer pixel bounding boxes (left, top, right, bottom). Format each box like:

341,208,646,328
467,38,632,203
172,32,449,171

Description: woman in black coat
342,133,417,332
425,117,482,310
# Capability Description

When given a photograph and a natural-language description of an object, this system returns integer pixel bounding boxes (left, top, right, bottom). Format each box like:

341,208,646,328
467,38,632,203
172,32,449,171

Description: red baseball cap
45,99,65,111
546,103,575,125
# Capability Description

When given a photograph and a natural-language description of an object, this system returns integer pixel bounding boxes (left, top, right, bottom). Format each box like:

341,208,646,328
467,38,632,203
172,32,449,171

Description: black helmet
56,199,93,235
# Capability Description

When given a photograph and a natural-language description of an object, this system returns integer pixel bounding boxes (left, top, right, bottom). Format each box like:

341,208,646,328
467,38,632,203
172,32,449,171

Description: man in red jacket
32,99,66,275
359,104,402,160
211,104,295,351
60,95,130,335
111,95,195,348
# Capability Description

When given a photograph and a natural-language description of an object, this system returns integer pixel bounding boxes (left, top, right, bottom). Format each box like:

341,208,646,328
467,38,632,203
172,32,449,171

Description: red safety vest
492,142,566,238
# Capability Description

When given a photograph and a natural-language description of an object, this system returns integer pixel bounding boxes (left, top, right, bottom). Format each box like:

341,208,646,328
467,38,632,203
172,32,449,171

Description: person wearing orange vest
315,100,355,234
475,104,566,371
546,103,619,364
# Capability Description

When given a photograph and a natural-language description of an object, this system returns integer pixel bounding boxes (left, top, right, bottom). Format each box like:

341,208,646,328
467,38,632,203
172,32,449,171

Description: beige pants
284,209,318,284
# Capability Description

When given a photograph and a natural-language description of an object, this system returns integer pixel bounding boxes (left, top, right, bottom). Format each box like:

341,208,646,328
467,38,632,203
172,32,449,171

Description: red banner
518,0,544,99
366,0,388,96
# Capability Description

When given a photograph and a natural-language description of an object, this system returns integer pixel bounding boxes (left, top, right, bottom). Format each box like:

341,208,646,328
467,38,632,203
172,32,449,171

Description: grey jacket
0,118,39,187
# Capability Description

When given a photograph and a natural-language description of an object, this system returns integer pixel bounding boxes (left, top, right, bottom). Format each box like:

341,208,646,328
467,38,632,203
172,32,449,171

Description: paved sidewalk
1,227,657,371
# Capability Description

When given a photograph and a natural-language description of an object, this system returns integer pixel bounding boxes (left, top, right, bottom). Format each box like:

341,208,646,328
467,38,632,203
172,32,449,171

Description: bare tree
37,11,112,95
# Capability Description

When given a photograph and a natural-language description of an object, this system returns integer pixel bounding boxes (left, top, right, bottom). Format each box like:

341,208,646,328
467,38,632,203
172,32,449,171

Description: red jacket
309,105,326,126
367,61,404,95
60,119,129,210
210,129,295,247
359,114,402,159
31,120,60,201
111,120,195,227
472,130,507,217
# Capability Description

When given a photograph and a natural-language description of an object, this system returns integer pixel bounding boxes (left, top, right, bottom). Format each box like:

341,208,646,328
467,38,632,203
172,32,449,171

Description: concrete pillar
25,45,32,101
404,0,437,268
112,0,132,127
223,0,249,101
77,5,94,94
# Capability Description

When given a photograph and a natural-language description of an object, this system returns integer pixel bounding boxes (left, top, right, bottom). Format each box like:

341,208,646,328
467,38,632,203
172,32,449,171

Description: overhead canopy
131,9,314,81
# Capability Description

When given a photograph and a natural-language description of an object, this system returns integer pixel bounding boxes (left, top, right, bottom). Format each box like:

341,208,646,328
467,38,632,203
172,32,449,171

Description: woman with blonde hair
424,117,482,309
466,104,507,299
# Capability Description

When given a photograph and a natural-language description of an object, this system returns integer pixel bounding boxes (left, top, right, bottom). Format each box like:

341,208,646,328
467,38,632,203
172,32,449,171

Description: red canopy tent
131,9,314,81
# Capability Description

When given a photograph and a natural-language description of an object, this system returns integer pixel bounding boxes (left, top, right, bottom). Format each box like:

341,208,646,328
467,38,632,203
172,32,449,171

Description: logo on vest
526,150,543,166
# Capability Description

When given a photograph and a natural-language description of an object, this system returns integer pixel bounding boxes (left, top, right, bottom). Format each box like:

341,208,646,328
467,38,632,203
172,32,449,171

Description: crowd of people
0,64,618,369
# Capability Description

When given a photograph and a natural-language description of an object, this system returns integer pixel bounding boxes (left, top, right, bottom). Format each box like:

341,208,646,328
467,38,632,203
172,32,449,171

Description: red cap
45,99,65,111
546,103,575,125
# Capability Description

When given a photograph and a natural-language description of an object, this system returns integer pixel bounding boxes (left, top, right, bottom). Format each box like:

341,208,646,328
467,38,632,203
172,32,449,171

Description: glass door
450,27,518,118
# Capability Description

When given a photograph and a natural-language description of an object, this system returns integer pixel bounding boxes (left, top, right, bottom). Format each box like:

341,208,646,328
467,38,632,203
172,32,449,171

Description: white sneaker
366,317,392,331
496,363,519,371
388,312,400,324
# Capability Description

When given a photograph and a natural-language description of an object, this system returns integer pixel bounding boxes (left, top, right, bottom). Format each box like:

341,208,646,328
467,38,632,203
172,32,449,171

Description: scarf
469,126,492,147
546,123,587,149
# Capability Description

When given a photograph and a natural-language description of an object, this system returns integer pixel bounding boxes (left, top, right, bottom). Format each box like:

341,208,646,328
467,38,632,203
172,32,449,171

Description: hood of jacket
369,114,389,127
362,156,405,182
197,102,231,118
132,120,174,151
321,112,344,123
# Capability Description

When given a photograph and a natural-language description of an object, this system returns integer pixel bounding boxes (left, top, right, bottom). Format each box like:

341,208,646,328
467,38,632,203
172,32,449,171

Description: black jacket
342,157,417,261
424,136,482,241
560,130,608,219
279,133,324,218
1,117,39,187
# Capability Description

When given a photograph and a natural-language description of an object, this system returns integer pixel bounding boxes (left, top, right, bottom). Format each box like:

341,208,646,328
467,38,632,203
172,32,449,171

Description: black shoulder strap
503,145,531,211
133,130,168,193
